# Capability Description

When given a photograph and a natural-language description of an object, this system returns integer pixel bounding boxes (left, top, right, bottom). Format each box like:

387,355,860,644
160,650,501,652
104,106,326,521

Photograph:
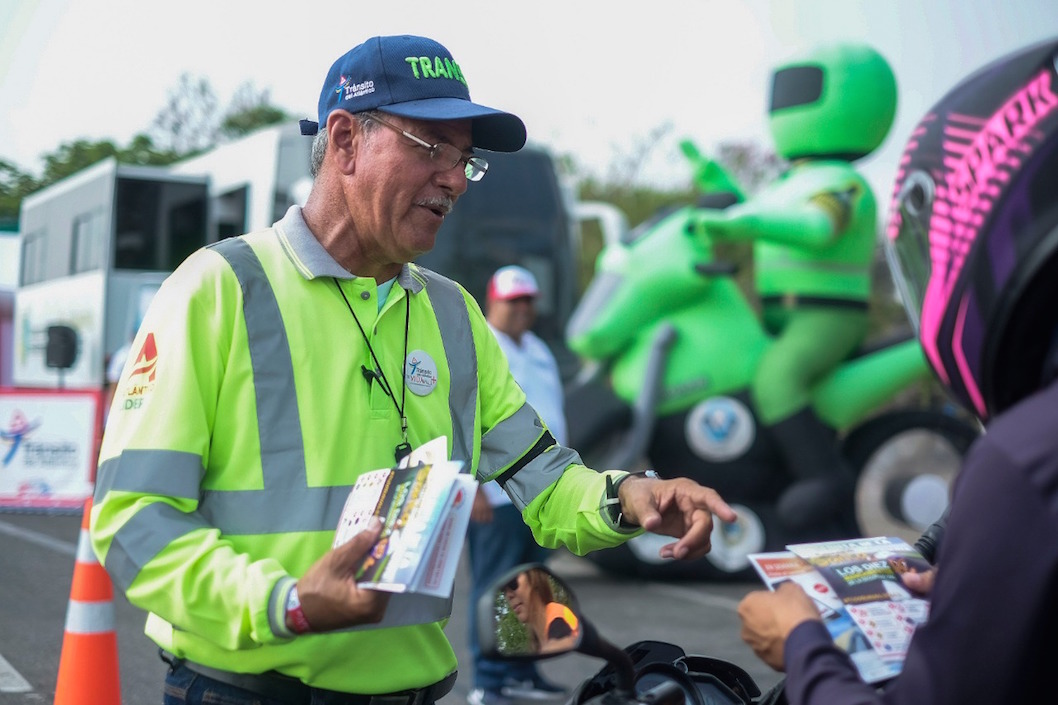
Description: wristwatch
602,470,661,529
285,584,312,635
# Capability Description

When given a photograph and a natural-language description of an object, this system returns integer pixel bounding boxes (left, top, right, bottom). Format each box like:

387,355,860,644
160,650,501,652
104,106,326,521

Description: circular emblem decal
405,350,439,396
705,503,766,573
685,396,755,462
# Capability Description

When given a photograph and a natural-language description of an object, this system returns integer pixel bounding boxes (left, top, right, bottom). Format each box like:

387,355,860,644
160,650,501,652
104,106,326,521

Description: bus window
215,186,248,241
20,229,46,286
114,179,159,270
114,178,209,271
71,208,106,274
166,196,207,269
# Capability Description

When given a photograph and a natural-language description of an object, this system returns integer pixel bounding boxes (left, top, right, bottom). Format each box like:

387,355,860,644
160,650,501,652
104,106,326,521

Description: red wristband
285,584,312,635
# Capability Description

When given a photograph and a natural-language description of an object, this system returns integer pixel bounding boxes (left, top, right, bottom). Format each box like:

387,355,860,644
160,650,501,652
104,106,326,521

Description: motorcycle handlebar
639,680,685,705
913,507,949,565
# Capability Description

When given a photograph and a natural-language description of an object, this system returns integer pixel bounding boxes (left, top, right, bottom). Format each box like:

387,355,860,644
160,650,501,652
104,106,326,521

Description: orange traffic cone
54,497,121,704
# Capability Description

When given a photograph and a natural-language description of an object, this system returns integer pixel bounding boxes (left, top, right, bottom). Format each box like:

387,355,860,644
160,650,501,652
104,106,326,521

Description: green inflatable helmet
768,42,897,161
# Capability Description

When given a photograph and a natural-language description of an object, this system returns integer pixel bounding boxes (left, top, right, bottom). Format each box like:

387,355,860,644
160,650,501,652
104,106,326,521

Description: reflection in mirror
489,567,582,657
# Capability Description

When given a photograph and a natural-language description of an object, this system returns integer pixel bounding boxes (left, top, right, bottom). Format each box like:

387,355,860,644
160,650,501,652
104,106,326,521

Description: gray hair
309,111,382,178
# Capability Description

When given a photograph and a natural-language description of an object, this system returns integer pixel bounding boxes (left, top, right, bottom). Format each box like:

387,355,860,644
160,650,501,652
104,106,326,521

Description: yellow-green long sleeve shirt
91,206,633,694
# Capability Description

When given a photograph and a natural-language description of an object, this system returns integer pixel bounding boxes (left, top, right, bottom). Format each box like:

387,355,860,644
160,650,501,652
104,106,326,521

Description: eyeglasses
369,115,489,182
502,577,519,592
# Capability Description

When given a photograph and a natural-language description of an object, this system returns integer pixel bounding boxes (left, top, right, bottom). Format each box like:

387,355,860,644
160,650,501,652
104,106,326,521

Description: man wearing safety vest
90,34,736,704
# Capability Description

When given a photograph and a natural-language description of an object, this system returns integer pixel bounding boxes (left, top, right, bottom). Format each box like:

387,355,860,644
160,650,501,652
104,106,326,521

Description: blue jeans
165,662,290,705
466,503,552,691
163,662,441,705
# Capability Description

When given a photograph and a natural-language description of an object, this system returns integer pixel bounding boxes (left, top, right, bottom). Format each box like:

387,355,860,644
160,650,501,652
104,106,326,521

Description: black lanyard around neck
334,278,412,463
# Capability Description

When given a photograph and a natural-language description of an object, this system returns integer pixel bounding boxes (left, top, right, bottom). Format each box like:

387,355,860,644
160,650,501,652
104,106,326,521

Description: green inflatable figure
688,42,898,534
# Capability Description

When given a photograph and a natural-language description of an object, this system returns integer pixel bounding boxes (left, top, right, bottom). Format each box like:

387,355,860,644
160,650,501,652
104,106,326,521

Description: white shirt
106,343,131,384
483,323,567,507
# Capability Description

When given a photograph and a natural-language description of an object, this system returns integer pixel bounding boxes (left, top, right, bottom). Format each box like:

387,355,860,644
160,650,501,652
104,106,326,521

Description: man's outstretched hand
617,475,738,560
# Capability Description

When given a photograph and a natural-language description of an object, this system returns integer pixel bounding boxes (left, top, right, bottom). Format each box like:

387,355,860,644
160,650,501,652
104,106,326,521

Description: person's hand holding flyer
749,536,931,684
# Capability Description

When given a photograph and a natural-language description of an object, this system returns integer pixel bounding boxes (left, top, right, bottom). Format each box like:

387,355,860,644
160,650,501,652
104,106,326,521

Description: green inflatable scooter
565,43,980,580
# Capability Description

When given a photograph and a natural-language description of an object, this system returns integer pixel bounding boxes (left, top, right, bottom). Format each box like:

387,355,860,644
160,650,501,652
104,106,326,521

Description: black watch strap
602,470,660,530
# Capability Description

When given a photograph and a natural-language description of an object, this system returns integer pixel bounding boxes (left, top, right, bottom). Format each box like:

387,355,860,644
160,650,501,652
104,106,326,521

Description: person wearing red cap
467,266,568,705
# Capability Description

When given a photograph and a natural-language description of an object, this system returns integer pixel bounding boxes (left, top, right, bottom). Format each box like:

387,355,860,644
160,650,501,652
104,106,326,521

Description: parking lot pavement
0,512,781,704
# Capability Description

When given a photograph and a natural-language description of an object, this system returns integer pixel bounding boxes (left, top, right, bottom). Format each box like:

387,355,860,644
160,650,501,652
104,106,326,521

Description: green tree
0,136,183,223
2,74,291,222
119,134,182,167
220,82,290,139
149,75,289,152
150,72,221,156
31,135,183,200
40,138,122,184
0,159,39,225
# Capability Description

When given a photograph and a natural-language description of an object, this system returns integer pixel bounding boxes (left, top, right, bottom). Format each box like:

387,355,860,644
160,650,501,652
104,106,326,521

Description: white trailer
12,158,210,389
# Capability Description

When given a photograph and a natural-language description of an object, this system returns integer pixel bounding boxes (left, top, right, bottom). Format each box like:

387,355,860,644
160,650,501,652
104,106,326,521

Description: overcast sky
1,0,1055,253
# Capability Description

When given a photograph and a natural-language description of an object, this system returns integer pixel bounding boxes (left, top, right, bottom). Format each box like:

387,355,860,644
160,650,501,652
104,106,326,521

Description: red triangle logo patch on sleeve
130,333,158,383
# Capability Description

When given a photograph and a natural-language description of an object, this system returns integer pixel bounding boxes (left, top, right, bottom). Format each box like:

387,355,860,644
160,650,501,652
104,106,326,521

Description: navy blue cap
300,35,526,153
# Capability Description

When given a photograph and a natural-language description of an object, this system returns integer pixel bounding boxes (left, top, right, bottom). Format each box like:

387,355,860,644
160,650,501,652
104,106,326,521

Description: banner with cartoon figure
0,389,101,511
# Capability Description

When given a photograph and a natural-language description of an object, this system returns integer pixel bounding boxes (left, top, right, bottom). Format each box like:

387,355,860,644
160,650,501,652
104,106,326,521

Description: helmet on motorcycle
768,42,897,161
885,37,1058,419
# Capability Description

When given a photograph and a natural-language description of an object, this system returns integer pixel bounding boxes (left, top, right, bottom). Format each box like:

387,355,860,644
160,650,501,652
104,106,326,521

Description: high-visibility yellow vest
91,207,630,694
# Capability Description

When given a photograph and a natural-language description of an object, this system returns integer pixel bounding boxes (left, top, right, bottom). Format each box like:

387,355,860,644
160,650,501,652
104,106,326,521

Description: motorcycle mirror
476,563,583,659
477,563,639,696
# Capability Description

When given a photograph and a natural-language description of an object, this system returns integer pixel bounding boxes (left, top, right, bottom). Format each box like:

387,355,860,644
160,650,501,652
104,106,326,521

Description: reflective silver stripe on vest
96,449,213,591
213,237,308,489
198,238,355,534
416,268,476,463
105,501,213,592
500,442,582,512
95,449,204,501
479,402,551,480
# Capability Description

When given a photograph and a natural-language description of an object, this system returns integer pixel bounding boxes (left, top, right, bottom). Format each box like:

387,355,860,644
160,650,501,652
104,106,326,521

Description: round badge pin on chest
405,350,439,396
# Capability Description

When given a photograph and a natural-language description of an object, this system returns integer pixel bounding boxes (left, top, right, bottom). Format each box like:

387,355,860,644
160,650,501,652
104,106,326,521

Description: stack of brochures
749,536,931,684
333,437,478,598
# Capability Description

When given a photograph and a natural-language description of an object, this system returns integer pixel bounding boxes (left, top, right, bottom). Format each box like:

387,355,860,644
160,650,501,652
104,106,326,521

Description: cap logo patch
336,75,376,101
404,56,467,86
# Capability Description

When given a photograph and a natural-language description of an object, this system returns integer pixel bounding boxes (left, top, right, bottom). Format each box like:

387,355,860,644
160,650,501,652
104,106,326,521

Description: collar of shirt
273,205,424,295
